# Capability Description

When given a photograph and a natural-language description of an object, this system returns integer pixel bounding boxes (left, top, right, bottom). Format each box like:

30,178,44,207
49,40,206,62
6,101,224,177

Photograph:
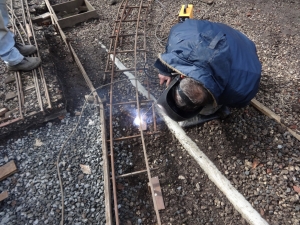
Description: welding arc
104,0,162,224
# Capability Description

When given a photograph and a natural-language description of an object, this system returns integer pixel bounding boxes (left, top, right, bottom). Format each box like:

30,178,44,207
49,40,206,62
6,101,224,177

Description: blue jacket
155,19,261,108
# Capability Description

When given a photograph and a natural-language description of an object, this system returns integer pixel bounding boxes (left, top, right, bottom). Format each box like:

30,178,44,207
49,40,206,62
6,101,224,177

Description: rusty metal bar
141,0,157,132
105,68,145,73
133,1,161,224
108,1,130,224
120,5,148,9
105,1,162,224
24,0,51,109
0,118,23,128
107,131,160,142
108,49,146,54
109,32,143,38
43,1,113,224
14,73,24,120
115,19,145,22
108,99,153,105
9,1,23,121
113,168,158,179
7,6,27,39
20,0,43,112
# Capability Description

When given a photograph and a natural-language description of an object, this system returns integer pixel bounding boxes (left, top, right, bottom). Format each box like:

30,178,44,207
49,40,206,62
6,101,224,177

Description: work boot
7,57,41,71
178,106,230,128
15,42,37,56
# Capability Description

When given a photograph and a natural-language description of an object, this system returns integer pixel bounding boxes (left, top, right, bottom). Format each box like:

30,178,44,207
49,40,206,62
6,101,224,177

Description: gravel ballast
0,102,105,225
0,0,300,224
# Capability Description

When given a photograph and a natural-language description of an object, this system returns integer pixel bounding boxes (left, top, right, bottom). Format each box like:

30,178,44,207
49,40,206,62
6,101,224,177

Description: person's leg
1,0,40,71
0,0,9,26
0,1,24,65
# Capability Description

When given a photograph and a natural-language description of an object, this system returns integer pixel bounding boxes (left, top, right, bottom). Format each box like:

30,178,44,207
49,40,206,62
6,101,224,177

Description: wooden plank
150,177,165,210
251,99,300,141
0,161,17,181
0,191,8,201
52,0,84,12
57,10,98,29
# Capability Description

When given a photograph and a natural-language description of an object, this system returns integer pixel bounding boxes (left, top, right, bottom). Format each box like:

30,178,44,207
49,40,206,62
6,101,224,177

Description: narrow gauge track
1,0,51,128
101,1,300,224
104,0,163,224
1,0,299,224
44,0,161,223
3,0,299,224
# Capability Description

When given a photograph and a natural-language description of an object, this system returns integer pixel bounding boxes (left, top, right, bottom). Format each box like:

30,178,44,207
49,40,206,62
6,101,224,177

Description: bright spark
133,115,147,130
134,116,142,126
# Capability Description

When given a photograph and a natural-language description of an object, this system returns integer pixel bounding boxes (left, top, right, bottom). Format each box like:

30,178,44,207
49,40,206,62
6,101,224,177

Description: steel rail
45,0,159,224
104,67,146,73
105,1,163,224
142,0,157,132
3,2,26,125
108,99,154,105
20,0,44,112
7,6,27,42
133,0,161,224
44,0,113,223
24,0,51,109
24,0,51,110
113,167,158,179
9,1,23,121
7,5,25,108
0,118,23,128
107,131,160,142
108,1,130,223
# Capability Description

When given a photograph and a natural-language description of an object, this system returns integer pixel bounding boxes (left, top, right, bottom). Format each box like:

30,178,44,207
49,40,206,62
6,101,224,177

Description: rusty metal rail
43,1,113,224
6,0,161,224
105,0,162,224
0,1,51,128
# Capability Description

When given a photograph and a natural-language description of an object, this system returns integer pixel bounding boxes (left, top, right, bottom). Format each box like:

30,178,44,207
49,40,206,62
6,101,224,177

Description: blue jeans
0,0,23,66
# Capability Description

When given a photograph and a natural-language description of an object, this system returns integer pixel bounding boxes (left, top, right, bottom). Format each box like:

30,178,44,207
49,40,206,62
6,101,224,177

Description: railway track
1,0,52,129
43,0,162,223
100,1,299,224
103,0,165,224
2,0,298,224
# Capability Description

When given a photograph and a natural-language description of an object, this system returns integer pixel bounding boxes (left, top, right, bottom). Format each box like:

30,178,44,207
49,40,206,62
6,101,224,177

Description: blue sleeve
154,59,172,77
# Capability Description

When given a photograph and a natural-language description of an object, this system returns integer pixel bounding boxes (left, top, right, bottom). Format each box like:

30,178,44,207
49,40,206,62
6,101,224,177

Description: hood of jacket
157,19,261,108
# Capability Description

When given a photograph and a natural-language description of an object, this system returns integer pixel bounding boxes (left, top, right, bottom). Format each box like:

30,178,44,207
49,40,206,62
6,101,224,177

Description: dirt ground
1,0,300,224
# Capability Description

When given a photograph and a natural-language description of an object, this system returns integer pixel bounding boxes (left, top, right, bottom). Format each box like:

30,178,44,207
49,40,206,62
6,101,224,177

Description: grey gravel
0,102,105,225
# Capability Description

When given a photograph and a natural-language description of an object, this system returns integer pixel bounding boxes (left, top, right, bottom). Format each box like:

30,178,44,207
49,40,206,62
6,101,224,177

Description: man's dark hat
157,75,203,121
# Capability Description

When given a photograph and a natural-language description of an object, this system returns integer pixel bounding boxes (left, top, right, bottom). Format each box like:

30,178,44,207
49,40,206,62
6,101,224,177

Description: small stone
0,108,9,117
4,76,15,84
5,92,17,101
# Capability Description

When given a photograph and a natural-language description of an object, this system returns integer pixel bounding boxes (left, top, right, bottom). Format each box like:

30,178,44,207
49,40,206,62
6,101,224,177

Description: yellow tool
178,4,193,22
